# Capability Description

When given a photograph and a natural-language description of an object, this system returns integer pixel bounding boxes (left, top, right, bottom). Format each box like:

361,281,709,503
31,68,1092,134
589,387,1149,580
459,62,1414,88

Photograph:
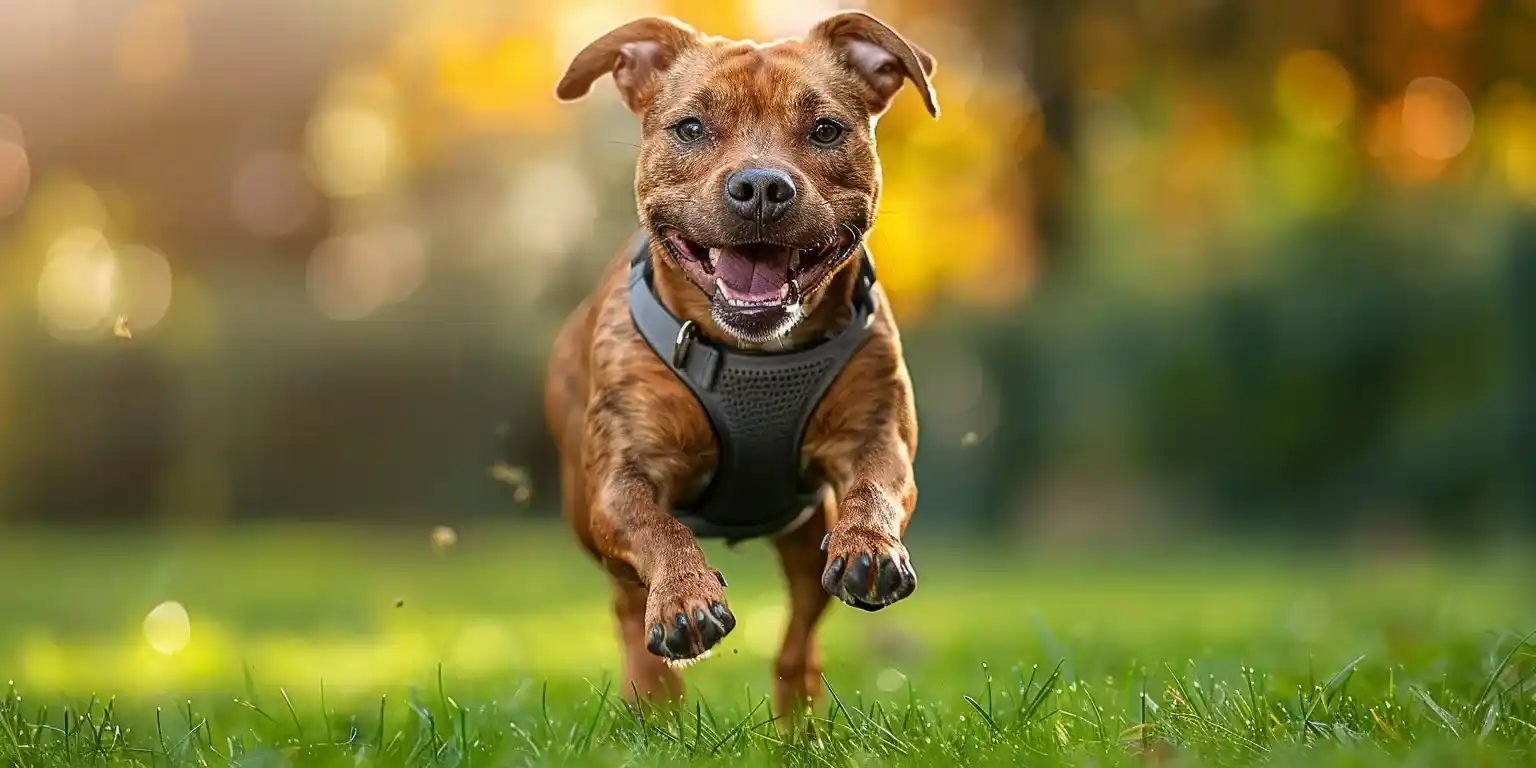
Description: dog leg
770,503,833,733
820,438,918,610
589,468,736,662
612,579,683,703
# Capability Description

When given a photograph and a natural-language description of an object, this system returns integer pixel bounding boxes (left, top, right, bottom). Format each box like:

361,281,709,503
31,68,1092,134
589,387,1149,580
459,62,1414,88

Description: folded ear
809,11,938,119
555,17,701,114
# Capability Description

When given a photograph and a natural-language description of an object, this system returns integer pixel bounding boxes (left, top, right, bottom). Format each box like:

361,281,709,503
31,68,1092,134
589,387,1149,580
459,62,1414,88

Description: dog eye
809,118,845,146
671,118,706,144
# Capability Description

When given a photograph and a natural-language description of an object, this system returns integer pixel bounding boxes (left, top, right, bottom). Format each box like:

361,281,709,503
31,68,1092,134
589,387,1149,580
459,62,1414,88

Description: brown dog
545,12,937,722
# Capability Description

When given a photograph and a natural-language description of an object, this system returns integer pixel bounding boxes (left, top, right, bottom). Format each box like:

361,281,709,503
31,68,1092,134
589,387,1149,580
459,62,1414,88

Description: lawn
1,522,1533,766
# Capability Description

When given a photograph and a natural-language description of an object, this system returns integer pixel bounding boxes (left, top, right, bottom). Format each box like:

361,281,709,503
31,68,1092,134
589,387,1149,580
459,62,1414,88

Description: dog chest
626,236,878,542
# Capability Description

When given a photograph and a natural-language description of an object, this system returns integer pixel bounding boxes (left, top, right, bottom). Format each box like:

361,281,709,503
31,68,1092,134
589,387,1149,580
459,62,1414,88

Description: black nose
724,168,796,223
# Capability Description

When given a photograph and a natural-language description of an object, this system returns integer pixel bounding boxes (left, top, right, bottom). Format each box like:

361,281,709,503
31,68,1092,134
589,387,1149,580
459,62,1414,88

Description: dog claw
660,614,693,658
821,531,916,610
820,533,830,553
646,573,736,660
876,553,904,597
714,569,728,587
711,601,736,634
820,555,846,595
845,553,874,599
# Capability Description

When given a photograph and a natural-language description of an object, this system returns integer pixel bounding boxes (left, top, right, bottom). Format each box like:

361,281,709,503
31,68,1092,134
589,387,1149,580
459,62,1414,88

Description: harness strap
627,235,877,541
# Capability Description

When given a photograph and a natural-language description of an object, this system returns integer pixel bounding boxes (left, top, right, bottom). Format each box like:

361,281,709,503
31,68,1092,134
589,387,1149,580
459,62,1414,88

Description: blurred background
1,0,1534,547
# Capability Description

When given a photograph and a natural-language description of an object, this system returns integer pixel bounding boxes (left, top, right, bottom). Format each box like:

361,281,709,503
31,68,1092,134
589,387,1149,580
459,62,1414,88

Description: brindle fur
545,12,937,725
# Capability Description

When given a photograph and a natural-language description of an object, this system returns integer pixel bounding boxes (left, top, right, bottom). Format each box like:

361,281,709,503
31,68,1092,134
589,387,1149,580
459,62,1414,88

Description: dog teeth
714,278,728,297
786,277,802,304
708,247,723,267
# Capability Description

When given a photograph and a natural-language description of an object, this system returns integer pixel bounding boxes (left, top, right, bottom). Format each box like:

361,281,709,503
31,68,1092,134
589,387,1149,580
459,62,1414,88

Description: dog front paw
645,568,736,661
819,527,916,611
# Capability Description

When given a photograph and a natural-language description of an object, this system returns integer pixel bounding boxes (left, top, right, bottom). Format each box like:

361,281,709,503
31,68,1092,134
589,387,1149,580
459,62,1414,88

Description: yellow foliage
435,34,565,132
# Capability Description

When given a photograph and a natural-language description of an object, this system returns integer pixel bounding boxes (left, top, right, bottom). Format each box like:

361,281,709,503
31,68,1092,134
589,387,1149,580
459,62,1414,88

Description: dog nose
724,168,796,223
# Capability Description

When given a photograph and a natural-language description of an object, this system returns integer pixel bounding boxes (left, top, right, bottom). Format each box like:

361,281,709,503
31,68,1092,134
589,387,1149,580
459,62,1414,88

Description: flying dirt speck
431,525,458,553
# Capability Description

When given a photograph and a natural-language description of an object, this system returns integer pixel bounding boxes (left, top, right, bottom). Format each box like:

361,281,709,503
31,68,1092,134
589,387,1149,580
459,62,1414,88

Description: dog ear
555,17,701,114
809,11,939,119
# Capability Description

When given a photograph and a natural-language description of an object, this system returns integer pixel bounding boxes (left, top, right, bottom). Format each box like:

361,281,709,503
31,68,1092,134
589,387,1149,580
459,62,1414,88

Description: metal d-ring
673,319,698,369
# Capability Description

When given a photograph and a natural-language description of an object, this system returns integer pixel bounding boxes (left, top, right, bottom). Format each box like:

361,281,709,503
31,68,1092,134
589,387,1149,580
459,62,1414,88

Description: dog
545,11,938,723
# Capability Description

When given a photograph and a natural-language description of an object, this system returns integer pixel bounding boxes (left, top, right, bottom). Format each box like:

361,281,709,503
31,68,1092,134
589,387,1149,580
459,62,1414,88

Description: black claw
820,533,831,552
712,602,736,635
647,624,665,655
661,613,693,658
695,607,722,646
714,569,728,588
902,560,918,597
845,553,874,600
876,553,902,598
821,556,846,595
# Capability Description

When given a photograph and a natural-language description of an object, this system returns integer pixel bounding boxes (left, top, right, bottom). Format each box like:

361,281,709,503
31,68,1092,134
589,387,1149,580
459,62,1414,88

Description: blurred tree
1017,0,1077,278
1509,214,1536,530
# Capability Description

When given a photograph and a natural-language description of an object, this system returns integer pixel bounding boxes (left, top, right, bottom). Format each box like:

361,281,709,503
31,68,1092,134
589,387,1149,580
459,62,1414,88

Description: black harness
627,236,878,542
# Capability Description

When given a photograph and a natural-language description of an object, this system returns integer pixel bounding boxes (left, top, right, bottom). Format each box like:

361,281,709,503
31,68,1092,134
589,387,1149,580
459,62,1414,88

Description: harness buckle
673,319,698,369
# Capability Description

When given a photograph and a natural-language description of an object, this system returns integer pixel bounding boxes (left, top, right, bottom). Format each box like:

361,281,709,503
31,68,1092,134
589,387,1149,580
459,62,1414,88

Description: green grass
1,522,1534,766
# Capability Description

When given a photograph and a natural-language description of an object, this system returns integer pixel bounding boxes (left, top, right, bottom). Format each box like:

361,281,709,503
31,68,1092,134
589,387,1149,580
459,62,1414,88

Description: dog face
558,13,938,344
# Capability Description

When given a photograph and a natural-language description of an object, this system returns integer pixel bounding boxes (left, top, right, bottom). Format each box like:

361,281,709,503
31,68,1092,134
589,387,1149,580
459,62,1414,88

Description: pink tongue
715,245,793,302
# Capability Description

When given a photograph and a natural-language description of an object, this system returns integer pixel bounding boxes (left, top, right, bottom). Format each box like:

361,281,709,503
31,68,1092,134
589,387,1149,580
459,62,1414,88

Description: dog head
557,12,938,345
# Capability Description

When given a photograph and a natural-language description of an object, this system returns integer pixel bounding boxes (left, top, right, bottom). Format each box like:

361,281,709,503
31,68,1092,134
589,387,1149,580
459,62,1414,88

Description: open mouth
660,228,859,311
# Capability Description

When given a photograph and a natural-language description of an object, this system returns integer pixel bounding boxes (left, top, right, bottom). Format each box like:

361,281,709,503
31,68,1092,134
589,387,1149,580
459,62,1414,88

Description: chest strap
627,236,877,541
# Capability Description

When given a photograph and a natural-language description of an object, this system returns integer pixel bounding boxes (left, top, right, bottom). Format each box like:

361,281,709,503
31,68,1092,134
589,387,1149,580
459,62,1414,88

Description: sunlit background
0,0,1533,698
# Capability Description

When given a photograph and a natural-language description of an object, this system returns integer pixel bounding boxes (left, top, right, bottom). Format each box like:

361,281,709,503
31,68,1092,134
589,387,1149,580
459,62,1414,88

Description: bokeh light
0,115,29,218
111,244,175,333
876,667,907,693
499,158,597,262
305,204,427,321
306,105,397,199
1401,77,1475,161
1273,50,1356,138
20,174,110,250
921,346,1001,446
1414,0,1482,32
36,228,117,337
35,230,175,339
305,69,403,199
746,0,845,40
1369,99,1449,184
1484,84,1536,200
114,0,190,88
142,601,192,656
307,234,395,321
230,150,319,237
